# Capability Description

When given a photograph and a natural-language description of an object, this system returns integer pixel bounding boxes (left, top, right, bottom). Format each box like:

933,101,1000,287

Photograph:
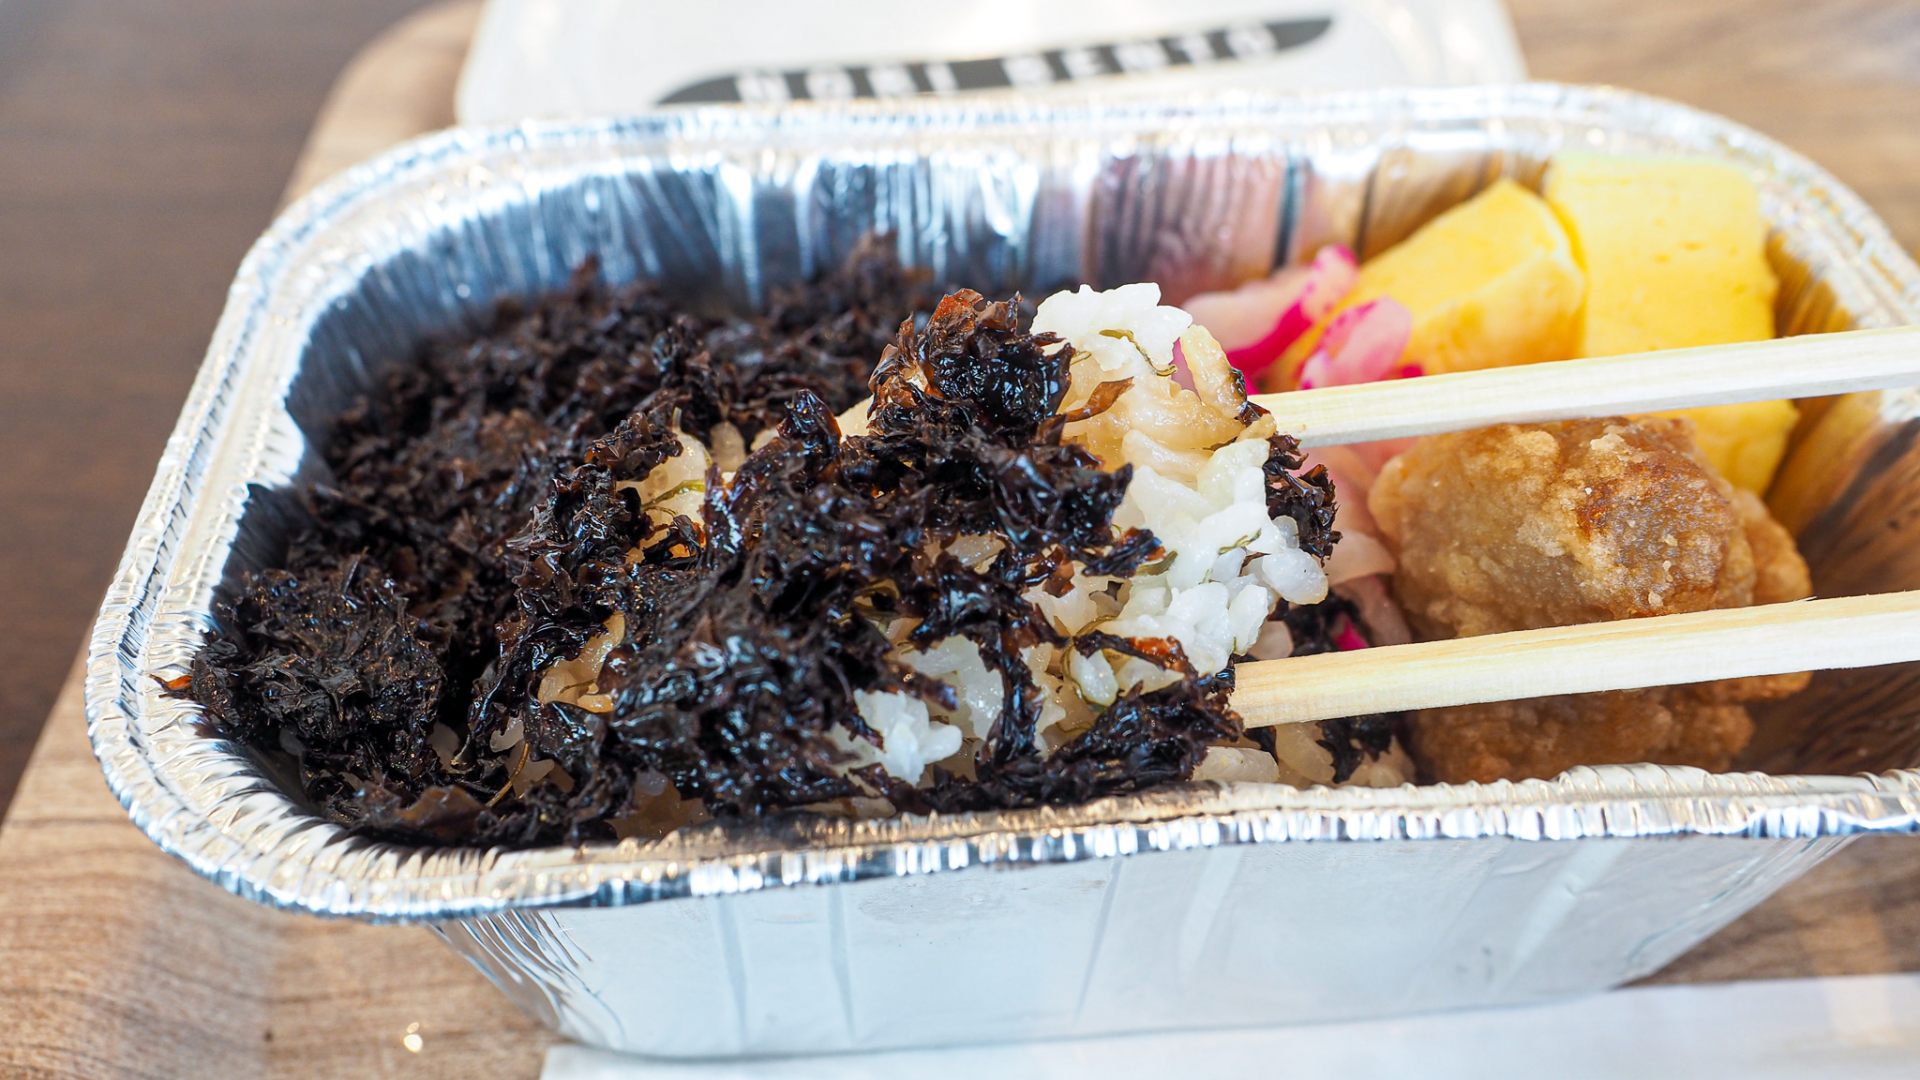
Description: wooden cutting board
3,2,1918,1075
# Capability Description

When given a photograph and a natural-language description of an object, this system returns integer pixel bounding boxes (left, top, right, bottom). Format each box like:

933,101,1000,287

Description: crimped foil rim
85,83,1920,922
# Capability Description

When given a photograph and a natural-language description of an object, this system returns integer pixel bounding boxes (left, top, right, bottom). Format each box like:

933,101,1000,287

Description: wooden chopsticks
1233,591,1920,727
1253,326,1920,448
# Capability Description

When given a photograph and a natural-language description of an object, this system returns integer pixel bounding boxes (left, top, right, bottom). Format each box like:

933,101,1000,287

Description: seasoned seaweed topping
188,240,930,844
1270,590,1399,783
188,261,1356,847
466,288,1224,830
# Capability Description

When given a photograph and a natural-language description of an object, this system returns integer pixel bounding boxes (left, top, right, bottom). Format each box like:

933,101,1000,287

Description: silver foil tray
87,84,1920,1057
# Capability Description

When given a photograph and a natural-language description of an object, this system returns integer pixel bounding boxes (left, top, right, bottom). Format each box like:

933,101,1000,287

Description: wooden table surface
2,1,1919,1075
0,0,441,816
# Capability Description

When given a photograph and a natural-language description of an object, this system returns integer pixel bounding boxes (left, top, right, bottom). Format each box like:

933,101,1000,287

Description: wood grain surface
0,0,440,819
1,1,1918,1076
0,8,552,1076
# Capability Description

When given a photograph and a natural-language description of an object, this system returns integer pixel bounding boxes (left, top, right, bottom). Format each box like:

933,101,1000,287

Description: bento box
87,84,1920,1058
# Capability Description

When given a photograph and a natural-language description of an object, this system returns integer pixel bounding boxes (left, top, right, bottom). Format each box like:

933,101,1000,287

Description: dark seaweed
475,289,1229,827
189,260,1356,847
1273,590,1399,783
189,239,930,844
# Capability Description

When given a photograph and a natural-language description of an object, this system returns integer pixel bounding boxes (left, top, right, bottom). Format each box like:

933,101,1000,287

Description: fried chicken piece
1367,418,1811,783
1369,417,1759,638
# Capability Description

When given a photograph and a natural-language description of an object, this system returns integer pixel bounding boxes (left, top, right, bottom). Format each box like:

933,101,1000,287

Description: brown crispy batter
1712,487,1814,702
1369,417,1755,638
1403,688,1756,783
1368,418,1811,783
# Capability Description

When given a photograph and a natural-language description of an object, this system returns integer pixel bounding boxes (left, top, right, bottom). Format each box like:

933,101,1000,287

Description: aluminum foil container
87,84,1920,1058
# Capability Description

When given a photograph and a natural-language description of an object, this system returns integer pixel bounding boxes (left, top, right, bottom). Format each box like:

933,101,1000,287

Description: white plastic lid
457,0,1526,123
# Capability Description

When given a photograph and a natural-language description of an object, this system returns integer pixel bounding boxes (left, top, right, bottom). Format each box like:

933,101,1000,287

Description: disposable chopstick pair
840,325,1920,725
1235,325,1920,726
